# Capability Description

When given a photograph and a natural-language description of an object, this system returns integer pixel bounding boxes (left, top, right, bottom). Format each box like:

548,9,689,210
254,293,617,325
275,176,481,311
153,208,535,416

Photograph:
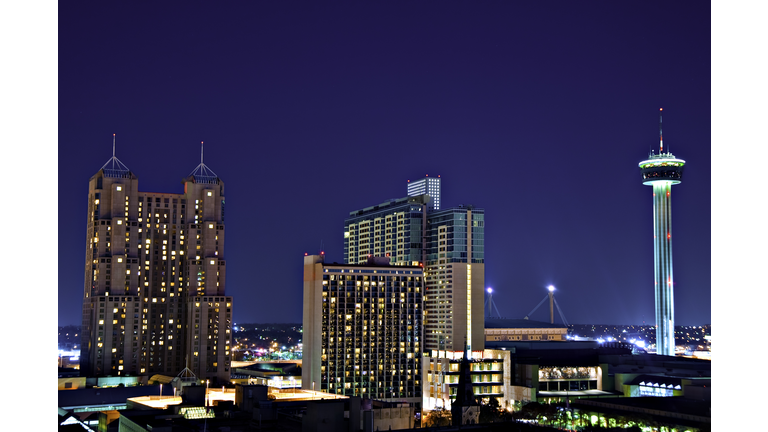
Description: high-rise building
423,206,485,352
638,109,684,356
344,191,485,353
302,255,424,404
80,141,233,382
344,195,429,265
407,176,441,210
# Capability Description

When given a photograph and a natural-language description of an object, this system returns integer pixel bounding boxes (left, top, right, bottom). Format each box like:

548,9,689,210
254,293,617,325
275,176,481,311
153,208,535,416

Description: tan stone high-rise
80,145,232,383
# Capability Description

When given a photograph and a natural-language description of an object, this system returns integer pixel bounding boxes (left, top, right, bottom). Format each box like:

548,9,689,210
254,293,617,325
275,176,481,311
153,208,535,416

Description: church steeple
452,338,480,426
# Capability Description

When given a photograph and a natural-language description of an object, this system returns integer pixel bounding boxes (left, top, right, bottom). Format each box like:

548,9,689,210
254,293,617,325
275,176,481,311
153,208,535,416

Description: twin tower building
80,146,232,383
303,176,486,405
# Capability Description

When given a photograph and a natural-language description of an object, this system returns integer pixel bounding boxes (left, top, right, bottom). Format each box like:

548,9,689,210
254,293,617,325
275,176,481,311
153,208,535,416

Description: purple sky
57,1,711,326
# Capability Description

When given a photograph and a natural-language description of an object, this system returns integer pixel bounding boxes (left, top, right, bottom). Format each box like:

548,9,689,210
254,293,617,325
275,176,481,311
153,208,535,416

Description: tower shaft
639,110,684,357
652,182,675,356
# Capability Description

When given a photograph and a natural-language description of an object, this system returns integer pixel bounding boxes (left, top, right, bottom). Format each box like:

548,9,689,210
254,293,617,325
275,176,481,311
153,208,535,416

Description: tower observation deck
638,109,684,357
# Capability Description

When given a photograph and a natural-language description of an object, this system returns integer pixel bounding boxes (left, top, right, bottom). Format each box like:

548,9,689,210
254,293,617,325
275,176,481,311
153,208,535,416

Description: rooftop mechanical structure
638,109,685,356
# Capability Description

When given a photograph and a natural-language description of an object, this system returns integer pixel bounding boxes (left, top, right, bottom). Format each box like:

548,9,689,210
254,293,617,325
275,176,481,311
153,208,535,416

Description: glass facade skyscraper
423,206,485,352
425,207,484,266
343,186,485,353
344,195,429,265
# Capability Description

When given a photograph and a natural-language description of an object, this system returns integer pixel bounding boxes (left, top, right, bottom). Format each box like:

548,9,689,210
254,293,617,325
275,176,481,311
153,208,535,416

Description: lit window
116,186,122,191
207,191,212,196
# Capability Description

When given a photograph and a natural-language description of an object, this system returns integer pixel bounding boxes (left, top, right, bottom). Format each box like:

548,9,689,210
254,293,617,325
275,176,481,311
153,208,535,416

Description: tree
422,408,452,427
476,396,504,423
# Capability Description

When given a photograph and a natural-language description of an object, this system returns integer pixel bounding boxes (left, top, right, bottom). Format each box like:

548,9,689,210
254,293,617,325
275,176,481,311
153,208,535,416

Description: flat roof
485,318,568,329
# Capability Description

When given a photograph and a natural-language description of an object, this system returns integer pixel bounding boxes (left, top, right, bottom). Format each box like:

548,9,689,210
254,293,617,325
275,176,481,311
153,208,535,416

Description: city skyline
57,2,711,327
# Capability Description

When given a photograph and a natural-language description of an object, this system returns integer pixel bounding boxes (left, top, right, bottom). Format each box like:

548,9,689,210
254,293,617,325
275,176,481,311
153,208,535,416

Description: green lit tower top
638,108,685,357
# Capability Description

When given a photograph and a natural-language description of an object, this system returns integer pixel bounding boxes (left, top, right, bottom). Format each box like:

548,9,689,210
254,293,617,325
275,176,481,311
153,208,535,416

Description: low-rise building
484,318,568,342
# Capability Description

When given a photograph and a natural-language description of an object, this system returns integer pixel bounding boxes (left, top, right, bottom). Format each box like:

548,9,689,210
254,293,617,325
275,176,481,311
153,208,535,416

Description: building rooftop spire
188,141,219,184
100,134,132,178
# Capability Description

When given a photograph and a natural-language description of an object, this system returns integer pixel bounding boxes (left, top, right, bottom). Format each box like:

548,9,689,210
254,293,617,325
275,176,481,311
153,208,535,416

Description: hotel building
302,255,424,404
79,147,232,383
344,194,485,353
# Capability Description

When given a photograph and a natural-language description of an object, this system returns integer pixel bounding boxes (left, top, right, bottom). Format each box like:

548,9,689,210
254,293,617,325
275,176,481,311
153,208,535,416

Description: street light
547,285,555,324
205,380,209,408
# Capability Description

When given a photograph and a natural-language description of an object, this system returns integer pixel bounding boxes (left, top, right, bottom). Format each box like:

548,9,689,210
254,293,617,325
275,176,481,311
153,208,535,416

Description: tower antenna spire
189,140,218,182
659,108,664,154
113,133,116,158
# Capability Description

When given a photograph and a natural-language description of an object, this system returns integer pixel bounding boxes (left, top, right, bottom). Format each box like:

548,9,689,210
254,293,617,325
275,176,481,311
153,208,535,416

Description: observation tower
638,108,685,356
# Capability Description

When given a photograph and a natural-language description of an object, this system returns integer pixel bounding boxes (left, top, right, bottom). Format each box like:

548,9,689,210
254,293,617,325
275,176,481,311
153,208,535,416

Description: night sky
57,1,712,327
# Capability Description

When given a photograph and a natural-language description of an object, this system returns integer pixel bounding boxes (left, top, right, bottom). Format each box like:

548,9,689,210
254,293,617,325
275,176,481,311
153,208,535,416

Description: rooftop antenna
659,108,664,154
189,140,218,183
100,133,131,176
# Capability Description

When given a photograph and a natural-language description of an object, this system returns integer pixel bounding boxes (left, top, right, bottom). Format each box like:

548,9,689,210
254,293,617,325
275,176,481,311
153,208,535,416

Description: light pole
205,379,209,408
547,285,555,324
290,377,295,395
